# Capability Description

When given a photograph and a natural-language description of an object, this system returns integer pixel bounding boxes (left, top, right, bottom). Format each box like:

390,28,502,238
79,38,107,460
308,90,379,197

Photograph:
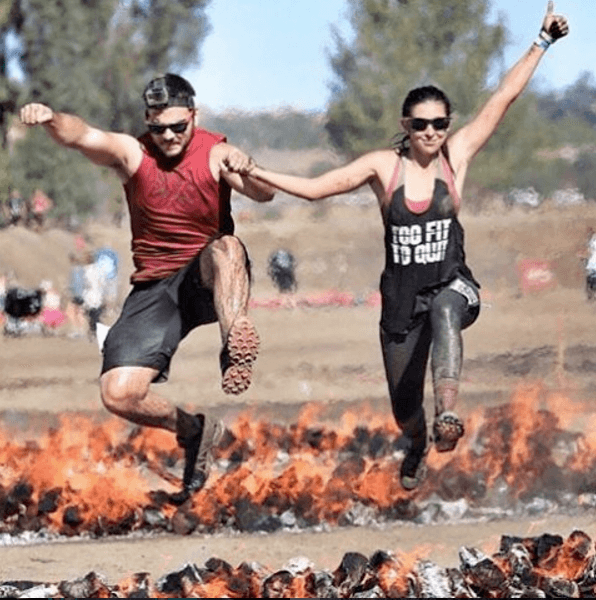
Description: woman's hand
541,1,569,42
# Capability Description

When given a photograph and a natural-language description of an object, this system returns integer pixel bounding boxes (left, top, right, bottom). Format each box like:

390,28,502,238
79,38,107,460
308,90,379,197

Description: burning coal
0,383,595,540
3,529,596,597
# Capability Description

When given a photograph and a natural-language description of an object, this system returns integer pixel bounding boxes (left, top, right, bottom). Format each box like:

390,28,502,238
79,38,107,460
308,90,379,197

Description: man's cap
143,74,195,109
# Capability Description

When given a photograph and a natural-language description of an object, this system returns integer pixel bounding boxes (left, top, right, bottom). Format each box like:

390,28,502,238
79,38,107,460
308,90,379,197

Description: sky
181,0,595,113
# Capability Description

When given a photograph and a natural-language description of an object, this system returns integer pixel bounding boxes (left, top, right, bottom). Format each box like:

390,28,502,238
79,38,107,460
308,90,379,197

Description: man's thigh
101,280,183,382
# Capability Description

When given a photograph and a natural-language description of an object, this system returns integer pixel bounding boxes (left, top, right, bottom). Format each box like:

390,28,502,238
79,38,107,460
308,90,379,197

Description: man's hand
541,1,569,41
220,147,255,175
20,103,54,126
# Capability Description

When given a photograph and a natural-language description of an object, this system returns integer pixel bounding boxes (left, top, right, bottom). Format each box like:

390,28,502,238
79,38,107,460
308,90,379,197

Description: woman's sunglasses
406,117,451,132
147,119,191,135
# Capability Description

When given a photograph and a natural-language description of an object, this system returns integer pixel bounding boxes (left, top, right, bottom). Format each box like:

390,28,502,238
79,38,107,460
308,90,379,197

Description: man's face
146,107,195,158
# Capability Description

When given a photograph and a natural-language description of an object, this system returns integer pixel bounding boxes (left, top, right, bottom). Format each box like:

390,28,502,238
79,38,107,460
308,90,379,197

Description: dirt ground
2,197,596,585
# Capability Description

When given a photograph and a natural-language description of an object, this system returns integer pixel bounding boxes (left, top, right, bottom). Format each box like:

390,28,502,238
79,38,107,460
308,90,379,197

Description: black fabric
101,251,218,383
380,282,479,427
4,288,43,318
380,179,478,334
102,236,252,382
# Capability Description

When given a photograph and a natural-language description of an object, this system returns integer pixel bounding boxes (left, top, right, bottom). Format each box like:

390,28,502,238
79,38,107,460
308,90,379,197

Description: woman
237,3,568,490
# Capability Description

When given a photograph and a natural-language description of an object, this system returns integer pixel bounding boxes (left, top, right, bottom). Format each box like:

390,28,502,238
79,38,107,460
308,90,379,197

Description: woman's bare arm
448,1,569,174
247,151,387,201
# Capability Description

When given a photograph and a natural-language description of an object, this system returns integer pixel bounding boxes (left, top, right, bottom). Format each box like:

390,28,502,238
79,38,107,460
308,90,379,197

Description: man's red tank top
124,127,234,283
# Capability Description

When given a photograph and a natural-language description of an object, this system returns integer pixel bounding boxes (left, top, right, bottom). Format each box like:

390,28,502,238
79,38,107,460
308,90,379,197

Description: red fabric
124,128,233,283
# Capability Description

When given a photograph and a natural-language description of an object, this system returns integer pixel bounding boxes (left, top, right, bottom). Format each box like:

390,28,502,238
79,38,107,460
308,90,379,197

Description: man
585,227,596,301
20,74,275,501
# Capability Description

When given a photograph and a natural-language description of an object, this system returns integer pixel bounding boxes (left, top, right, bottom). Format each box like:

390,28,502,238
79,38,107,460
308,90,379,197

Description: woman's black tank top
380,153,478,334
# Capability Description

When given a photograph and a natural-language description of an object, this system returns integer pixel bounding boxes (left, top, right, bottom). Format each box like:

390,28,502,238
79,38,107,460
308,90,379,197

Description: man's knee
200,235,250,287
210,235,246,265
99,368,151,415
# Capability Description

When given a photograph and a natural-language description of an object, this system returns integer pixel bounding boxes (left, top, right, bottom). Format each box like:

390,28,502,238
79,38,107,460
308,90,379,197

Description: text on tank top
379,152,476,334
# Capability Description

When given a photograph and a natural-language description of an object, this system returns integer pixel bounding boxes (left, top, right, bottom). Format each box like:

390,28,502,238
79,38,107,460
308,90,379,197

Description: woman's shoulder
359,147,400,172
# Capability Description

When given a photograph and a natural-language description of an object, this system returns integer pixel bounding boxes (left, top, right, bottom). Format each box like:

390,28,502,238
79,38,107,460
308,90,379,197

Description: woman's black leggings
380,283,479,433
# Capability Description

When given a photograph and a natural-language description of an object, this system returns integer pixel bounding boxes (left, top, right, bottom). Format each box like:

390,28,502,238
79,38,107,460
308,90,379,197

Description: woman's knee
430,291,465,331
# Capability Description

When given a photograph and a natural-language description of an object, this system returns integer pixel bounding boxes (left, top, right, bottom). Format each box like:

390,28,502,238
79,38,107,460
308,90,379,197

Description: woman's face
401,100,451,157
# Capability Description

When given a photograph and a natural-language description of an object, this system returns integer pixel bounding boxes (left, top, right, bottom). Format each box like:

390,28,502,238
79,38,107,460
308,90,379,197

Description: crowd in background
2,189,54,232
0,237,119,340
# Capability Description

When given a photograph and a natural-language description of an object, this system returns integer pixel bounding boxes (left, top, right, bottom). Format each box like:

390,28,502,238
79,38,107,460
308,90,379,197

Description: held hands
220,148,257,176
541,1,569,42
20,103,54,126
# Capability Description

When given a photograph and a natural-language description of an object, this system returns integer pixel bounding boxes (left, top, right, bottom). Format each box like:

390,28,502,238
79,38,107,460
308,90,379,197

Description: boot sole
222,317,260,395
433,411,465,452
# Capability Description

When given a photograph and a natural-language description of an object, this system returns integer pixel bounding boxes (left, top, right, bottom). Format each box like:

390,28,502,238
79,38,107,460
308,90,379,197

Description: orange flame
0,385,595,537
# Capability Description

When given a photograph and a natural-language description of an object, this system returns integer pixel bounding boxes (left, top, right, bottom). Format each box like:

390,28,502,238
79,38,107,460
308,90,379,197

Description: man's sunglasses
406,117,451,132
146,119,191,135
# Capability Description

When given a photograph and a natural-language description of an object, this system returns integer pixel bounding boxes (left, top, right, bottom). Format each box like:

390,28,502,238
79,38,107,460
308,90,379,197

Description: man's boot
175,408,224,496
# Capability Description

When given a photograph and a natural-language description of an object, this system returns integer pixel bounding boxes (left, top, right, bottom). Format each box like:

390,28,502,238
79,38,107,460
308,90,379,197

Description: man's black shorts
101,245,248,383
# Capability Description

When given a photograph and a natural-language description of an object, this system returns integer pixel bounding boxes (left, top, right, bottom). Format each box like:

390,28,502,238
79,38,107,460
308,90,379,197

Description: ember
0,383,595,539
2,529,596,597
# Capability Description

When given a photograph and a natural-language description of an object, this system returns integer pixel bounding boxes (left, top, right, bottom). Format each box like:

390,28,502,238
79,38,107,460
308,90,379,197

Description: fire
535,529,594,580
376,549,429,597
0,382,595,538
4,529,595,598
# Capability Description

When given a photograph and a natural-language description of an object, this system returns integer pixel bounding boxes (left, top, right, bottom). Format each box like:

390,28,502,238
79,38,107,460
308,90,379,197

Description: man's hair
143,73,195,109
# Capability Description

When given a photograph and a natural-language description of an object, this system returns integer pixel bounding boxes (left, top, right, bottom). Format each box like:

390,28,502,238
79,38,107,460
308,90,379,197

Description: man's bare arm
20,103,142,181
211,143,276,202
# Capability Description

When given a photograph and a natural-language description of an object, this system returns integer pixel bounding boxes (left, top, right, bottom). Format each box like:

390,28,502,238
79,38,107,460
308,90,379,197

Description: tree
14,0,212,131
538,71,596,128
7,0,212,217
0,0,23,149
325,0,506,157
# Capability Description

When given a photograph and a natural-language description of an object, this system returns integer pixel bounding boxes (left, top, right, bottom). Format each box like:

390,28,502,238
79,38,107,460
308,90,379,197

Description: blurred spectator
6,189,24,226
81,248,119,339
267,249,297,293
27,189,53,231
3,285,44,337
65,252,87,337
0,274,6,312
39,279,66,334
0,274,6,326
585,228,596,301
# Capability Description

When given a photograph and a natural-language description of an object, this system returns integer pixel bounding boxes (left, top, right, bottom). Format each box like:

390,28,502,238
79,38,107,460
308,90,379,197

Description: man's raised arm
20,103,142,181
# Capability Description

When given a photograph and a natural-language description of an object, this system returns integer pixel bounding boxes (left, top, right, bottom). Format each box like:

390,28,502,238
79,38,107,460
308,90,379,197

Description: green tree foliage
0,0,23,148
5,0,212,217
467,94,551,193
10,129,101,217
325,0,596,200
15,0,211,130
574,152,596,202
325,0,506,157
538,71,596,129
201,108,330,151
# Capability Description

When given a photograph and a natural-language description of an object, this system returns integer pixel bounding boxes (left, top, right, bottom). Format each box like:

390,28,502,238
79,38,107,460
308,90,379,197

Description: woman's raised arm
448,1,569,173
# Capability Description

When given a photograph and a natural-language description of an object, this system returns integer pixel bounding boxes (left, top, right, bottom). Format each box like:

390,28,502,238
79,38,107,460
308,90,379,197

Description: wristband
534,29,554,51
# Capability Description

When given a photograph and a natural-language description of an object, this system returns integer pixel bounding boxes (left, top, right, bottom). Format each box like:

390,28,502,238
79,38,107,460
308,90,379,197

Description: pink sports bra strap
440,151,461,209
385,155,401,200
